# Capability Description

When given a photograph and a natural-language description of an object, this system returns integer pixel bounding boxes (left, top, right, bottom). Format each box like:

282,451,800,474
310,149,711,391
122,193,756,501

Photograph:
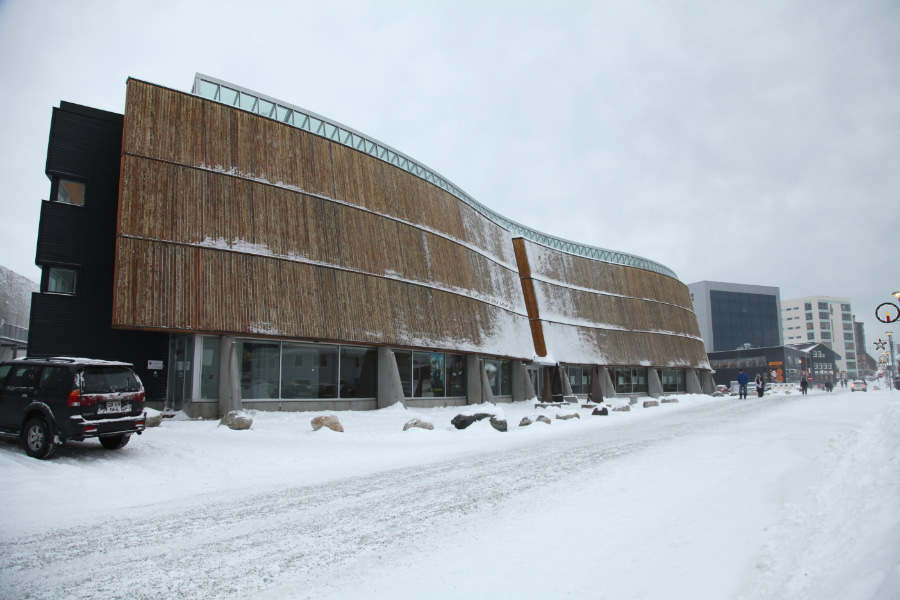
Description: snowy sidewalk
0,389,897,599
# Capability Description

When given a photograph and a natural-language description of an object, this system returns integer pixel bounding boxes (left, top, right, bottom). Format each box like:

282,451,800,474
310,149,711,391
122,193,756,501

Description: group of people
736,369,767,399
736,370,833,397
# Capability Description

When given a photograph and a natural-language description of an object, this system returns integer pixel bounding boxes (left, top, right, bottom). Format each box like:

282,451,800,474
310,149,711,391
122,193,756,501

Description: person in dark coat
737,369,749,399
755,373,765,397
800,378,809,395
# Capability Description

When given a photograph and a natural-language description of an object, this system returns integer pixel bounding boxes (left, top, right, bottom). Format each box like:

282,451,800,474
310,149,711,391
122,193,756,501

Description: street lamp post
888,331,896,392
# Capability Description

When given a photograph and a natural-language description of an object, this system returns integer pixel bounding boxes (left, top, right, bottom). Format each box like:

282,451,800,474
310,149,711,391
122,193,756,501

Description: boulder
144,409,163,428
612,404,631,412
403,418,434,431
536,415,551,425
311,415,344,433
519,416,535,427
489,416,508,432
592,407,609,416
451,412,507,432
219,410,252,430
643,400,659,408
660,398,679,404
556,410,580,421
711,392,724,397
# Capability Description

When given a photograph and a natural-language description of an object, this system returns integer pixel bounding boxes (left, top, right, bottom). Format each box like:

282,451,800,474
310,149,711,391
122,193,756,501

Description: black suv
0,357,146,459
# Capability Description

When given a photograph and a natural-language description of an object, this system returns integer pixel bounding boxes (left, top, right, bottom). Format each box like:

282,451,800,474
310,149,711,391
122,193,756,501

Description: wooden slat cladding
533,280,702,338
122,79,516,267
118,156,523,312
543,323,709,368
113,237,530,353
519,238,707,368
522,239,694,311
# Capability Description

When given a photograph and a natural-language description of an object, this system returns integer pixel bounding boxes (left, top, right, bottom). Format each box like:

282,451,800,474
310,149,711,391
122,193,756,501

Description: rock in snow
661,397,679,404
451,413,507,432
556,410,580,421
643,400,659,408
311,415,344,433
219,411,253,430
613,405,631,412
403,418,434,431
592,407,609,416
144,408,163,427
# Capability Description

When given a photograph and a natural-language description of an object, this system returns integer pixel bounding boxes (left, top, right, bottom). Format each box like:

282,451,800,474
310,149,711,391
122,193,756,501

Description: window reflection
281,343,338,399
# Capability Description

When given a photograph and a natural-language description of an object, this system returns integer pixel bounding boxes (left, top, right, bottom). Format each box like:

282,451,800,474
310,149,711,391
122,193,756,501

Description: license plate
98,401,130,414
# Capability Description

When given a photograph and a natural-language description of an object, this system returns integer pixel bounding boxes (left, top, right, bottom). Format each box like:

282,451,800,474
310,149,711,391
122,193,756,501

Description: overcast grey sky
1,0,898,358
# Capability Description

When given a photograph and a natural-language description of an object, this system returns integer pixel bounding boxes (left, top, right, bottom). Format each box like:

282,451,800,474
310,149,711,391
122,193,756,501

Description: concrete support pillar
512,361,534,402
377,347,406,409
600,367,617,399
648,368,663,398
218,336,241,417
466,354,482,405
588,366,604,404
686,369,702,394
480,360,495,404
559,365,573,396
700,371,715,395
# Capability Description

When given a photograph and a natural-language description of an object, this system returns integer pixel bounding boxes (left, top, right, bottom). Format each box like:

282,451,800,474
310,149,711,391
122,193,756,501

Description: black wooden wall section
28,101,170,402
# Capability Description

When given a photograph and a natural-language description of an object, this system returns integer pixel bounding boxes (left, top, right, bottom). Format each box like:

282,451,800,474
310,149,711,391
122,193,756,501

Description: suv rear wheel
23,416,58,460
99,434,130,450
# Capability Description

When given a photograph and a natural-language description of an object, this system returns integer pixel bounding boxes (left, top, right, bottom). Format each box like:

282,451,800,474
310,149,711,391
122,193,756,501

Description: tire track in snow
0,397,797,600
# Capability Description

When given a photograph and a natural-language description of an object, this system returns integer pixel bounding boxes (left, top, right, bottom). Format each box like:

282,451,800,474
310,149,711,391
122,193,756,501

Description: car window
82,367,140,393
0,364,11,387
9,365,40,388
39,366,69,390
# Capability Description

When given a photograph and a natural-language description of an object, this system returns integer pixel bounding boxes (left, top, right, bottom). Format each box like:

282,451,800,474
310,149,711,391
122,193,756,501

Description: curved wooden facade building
30,75,711,417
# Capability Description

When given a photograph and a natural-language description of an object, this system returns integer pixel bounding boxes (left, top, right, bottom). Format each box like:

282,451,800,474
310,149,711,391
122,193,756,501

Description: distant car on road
0,357,146,459
850,379,867,393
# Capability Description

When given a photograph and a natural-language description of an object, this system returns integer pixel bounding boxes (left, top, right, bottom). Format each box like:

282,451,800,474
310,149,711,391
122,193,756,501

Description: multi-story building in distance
781,296,857,380
687,281,782,353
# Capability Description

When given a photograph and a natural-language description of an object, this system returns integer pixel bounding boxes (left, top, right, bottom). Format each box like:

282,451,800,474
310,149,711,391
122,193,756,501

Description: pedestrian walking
737,369,749,399
800,378,809,395
755,373,764,397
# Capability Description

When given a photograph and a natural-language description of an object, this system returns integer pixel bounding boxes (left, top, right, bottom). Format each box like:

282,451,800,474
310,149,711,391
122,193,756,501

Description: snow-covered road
1,390,898,599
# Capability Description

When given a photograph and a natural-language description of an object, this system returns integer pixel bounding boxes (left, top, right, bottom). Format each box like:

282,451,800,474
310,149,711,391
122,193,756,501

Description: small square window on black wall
56,179,86,206
47,267,78,295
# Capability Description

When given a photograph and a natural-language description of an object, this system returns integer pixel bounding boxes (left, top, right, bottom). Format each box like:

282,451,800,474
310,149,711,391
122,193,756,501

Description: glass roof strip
191,73,679,280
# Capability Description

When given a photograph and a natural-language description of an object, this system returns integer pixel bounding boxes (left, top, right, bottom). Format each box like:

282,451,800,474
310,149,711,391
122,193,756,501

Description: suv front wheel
23,416,58,460
99,434,131,450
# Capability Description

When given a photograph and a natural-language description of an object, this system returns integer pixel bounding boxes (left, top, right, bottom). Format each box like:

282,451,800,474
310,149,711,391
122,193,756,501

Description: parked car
716,384,729,393
0,357,146,459
850,379,867,393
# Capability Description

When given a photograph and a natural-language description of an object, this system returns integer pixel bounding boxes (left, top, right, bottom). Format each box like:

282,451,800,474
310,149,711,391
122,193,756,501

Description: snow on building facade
28,74,711,417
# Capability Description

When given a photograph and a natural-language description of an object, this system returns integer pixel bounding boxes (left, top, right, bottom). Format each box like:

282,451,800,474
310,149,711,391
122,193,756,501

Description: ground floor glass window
281,342,338,399
613,367,648,394
660,369,685,393
484,359,512,396
239,340,280,399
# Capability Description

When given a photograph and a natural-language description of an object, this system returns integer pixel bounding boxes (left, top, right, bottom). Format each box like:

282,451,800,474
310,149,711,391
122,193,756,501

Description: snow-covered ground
1,387,898,599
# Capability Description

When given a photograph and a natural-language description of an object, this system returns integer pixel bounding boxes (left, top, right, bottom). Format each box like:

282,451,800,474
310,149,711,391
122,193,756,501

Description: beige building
781,296,857,380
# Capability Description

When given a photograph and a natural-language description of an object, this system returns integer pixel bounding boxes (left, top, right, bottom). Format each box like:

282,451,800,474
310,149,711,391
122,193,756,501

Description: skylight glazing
191,73,678,280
